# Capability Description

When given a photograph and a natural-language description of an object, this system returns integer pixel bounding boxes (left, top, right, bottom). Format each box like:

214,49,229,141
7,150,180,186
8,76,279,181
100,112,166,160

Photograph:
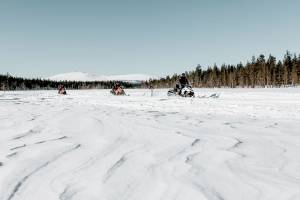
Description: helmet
181,73,186,77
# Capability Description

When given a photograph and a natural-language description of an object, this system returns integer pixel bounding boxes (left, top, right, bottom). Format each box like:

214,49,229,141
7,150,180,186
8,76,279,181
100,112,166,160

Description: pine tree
266,55,276,87
291,54,299,85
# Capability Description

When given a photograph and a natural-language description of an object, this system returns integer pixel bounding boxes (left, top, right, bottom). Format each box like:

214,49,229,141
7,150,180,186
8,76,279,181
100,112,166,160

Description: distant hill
48,72,157,82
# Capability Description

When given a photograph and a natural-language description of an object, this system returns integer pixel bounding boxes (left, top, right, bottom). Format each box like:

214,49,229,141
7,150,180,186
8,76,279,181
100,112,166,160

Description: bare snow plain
0,88,300,200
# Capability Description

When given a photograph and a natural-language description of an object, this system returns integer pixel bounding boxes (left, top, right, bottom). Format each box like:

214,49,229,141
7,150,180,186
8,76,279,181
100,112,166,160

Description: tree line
0,74,140,91
144,51,300,88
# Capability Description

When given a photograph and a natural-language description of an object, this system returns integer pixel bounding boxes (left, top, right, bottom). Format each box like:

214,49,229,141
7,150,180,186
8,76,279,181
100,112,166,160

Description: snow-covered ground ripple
0,88,300,200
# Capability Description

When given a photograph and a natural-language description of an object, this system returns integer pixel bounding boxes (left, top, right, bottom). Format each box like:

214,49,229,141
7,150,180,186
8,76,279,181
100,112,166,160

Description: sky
1,0,300,78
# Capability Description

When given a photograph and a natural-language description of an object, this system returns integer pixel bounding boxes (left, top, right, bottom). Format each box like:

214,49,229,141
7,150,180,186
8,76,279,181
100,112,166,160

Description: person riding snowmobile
169,73,194,97
178,73,189,88
111,83,125,95
58,84,67,95
173,73,190,94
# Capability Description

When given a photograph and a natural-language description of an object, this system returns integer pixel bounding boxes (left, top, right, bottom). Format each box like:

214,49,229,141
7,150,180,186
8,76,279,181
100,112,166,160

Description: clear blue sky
1,0,300,78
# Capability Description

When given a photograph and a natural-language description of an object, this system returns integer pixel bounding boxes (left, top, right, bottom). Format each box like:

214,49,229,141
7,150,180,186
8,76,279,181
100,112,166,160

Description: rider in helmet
112,83,125,95
58,84,67,95
178,73,189,88
168,73,193,97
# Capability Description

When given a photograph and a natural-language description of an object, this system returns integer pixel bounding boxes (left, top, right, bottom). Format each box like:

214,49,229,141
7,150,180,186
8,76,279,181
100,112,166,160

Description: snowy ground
1,88,300,200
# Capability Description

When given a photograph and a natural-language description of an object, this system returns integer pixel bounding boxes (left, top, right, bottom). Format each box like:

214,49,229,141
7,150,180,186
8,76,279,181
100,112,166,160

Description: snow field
0,88,300,200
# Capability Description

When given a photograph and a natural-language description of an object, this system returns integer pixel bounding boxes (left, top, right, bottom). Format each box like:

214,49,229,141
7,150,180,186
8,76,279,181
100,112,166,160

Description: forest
2,52,300,91
0,75,139,91
145,51,300,88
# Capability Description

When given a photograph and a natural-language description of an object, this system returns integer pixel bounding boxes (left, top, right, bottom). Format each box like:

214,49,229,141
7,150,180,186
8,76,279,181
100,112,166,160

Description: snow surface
1,88,300,200
48,72,157,82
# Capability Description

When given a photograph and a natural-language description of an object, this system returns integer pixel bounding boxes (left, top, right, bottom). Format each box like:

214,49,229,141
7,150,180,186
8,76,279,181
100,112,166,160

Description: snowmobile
59,90,67,95
110,86,126,96
58,85,67,95
167,85,195,97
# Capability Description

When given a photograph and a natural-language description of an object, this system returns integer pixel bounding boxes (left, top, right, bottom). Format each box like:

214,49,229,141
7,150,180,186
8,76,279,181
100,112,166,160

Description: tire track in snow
34,136,68,144
9,144,26,151
61,111,134,177
6,144,81,200
103,156,126,183
59,185,77,200
168,138,201,161
191,179,226,200
103,148,142,183
6,152,18,158
226,138,246,158
12,127,42,140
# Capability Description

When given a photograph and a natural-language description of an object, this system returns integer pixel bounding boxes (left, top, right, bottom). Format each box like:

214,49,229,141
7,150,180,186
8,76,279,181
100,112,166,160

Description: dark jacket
179,76,189,86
